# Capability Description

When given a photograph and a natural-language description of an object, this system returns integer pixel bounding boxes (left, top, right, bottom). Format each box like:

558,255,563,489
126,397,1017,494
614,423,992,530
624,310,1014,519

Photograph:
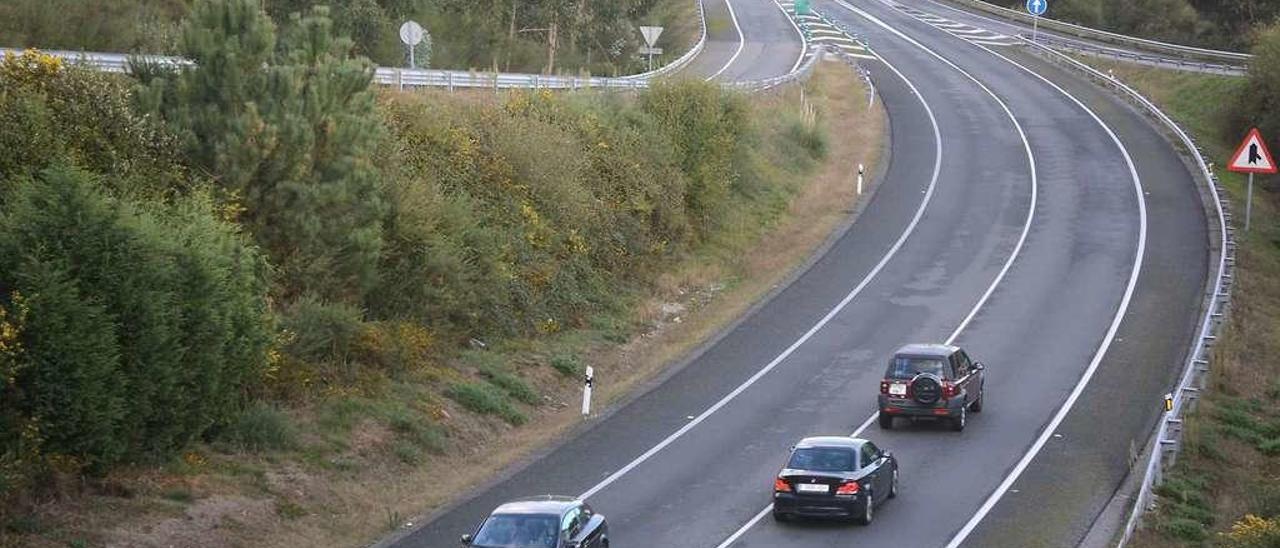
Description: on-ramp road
383,0,1209,546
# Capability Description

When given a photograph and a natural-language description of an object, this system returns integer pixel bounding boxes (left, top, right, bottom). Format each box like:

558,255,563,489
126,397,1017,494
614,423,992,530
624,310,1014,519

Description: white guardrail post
1019,38,1233,548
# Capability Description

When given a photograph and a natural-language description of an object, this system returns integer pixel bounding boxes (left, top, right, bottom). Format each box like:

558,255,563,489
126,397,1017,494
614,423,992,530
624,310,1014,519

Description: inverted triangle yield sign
639,26,664,47
1229,128,1278,174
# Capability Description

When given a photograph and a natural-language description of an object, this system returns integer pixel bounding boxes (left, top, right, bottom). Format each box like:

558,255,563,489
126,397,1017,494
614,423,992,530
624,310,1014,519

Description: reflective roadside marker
582,366,595,417
1163,393,1173,412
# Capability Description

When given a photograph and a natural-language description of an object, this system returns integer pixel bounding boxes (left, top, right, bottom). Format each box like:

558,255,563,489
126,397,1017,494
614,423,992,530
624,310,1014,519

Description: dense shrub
0,50,188,198
1234,24,1280,147
0,167,272,470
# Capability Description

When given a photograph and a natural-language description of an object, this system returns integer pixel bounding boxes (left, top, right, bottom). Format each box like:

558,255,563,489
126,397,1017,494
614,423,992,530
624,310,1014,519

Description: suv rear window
787,447,858,471
886,357,949,380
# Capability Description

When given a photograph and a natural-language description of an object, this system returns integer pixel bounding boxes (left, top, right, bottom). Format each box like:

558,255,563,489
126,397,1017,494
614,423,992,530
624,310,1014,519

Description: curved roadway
682,0,805,81
386,0,1209,546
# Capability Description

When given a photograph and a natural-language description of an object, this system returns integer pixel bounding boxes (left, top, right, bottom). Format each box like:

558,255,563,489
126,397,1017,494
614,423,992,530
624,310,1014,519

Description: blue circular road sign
1026,0,1047,16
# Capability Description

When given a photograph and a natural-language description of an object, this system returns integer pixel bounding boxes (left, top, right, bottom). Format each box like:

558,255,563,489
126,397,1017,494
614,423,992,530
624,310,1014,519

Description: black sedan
772,436,898,524
462,496,608,548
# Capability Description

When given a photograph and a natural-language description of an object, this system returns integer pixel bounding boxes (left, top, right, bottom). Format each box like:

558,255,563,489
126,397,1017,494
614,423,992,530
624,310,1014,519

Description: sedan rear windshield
787,447,858,472
472,514,559,547
886,357,948,380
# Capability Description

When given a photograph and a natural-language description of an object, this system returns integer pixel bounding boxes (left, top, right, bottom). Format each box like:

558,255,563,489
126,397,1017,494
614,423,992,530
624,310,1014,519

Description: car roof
893,343,958,358
492,496,579,516
795,436,865,449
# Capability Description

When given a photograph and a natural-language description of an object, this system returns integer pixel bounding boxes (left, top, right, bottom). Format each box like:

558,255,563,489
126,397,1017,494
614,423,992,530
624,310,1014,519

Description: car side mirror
460,534,473,545
974,362,985,371
881,450,892,460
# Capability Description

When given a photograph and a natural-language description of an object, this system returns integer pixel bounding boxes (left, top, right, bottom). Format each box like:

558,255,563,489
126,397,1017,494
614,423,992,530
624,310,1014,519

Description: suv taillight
942,382,958,399
835,481,860,495
774,478,791,492
880,380,889,394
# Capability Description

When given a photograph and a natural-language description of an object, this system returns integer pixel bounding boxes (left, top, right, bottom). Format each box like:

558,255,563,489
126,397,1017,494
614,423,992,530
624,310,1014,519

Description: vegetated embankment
0,7,885,544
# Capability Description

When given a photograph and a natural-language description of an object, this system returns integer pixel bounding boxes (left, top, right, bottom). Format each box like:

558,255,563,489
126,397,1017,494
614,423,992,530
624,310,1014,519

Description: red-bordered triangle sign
1229,128,1278,174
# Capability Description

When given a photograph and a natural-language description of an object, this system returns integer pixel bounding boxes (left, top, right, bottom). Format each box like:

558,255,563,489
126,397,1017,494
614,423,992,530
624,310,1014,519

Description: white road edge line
941,33,1148,548
706,0,747,80
577,4,948,502
714,1,1043,543
770,0,808,73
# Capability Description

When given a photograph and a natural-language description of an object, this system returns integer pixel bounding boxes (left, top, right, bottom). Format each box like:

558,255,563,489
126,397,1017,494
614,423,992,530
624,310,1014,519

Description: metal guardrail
946,0,1250,66
1019,38,1234,548
1031,34,1246,76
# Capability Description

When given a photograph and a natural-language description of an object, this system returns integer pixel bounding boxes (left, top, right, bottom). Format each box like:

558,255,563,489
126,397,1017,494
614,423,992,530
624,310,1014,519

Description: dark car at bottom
772,436,898,525
461,496,608,548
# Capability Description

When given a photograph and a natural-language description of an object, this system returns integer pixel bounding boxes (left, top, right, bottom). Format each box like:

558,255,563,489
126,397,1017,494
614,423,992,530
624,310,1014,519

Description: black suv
877,344,984,431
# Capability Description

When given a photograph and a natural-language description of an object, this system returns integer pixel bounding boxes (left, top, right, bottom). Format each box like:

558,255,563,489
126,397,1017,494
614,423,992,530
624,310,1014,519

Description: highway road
682,0,806,82
384,0,1209,546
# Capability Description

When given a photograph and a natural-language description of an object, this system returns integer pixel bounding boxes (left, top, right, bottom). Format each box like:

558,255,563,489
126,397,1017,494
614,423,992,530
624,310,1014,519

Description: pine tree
137,0,387,304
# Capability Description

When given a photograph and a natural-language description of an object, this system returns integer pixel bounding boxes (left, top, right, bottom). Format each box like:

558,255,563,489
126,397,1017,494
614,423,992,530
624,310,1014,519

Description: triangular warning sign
1229,128,1278,174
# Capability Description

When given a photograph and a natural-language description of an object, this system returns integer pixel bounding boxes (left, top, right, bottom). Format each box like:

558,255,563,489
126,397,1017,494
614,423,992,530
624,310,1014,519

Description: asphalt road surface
384,0,1208,545
681,0,805,82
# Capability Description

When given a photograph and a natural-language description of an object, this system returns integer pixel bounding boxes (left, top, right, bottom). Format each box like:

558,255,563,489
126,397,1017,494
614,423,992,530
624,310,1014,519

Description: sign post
639,26,664,72
1227,128,1278,232
1026,0,1047,43
399,21,425,69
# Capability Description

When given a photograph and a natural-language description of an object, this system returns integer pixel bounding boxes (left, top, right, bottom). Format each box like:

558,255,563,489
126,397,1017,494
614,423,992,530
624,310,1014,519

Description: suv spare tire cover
911,373,943,405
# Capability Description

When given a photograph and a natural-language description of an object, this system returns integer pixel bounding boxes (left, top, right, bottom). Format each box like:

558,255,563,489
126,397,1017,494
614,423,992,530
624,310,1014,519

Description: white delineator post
857,163,865,195
582,366,594,417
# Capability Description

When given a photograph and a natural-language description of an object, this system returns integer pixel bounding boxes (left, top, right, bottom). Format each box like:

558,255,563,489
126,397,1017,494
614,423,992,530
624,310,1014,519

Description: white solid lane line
714,1,1042,543
941,40,1148,548
576,0,948,502
706,0,746,81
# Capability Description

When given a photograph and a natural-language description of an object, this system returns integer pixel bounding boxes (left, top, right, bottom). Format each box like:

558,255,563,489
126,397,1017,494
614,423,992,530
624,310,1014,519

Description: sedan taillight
835,481,860,495
774,478,791,492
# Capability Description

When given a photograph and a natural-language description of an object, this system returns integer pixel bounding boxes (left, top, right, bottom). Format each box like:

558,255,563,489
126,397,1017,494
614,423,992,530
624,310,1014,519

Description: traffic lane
588,42,1035,545
716,0,804,81
390,39,937,548
961,47,1208,548
718,1,1142,546
680,0,741,79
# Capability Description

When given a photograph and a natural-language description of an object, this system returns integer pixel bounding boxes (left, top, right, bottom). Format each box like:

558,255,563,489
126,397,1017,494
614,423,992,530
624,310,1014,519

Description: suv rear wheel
878,412,893,430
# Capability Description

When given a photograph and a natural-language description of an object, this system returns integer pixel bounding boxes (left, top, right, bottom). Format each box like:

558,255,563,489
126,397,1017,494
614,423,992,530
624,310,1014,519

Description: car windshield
787,447,858,472
472,514,559,547
886,357,948,380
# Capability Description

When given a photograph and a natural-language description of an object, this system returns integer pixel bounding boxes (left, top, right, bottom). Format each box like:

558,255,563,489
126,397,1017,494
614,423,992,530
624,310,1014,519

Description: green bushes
0,167,272,469
445,382,527,425
218,402,299,452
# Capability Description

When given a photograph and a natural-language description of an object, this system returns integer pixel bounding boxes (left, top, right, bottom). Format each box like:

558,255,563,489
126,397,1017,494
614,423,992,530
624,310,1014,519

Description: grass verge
1076,59,1280,547
0,59,885,548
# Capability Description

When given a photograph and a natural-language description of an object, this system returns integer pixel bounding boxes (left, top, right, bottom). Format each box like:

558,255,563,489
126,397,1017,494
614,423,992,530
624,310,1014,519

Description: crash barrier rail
1021,38,1234,547
946,0,1249,67
4,41,829,94
1032,34,1246,76
621,0,708,80
3,47,827,92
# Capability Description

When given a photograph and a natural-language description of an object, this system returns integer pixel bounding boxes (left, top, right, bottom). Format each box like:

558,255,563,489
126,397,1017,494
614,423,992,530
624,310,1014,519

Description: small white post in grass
582,366,594,417
857,164,865,195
